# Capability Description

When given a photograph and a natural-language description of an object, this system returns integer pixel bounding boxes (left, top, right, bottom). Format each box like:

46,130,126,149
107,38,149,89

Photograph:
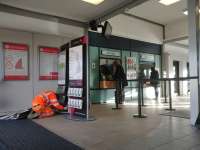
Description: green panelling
89,46,99,89
90,90,115,103
89,46,116,103
89,47,161,103
155,55,161,74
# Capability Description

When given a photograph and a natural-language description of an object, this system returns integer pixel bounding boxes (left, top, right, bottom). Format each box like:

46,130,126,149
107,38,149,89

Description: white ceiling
126,0,187,25
0,0,131,22
175,39,188,45
0,12,84,38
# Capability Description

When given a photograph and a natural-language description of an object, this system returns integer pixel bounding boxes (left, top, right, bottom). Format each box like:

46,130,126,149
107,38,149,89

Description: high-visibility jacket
32,91,64,118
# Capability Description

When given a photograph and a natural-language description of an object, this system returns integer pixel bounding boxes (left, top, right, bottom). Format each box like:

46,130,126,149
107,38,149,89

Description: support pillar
188,0,200,126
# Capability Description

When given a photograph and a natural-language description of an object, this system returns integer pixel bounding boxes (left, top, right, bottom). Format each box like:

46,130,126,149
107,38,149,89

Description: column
188,0,200,125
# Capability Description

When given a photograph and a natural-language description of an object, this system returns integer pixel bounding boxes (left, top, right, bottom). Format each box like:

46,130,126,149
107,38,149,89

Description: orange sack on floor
32,90,64,118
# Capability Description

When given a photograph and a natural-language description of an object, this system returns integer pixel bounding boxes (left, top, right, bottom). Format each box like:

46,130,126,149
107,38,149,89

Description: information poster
58,50,66,85
69,45,83,86
39,47,59,80
126,57,137,80
4,42,29,80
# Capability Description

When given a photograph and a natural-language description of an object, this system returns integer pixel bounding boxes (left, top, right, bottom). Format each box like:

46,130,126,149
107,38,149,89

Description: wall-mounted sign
126,57,137,80
101,49,121,57
140,53,155,62
3,42,29,80
39,47,59,80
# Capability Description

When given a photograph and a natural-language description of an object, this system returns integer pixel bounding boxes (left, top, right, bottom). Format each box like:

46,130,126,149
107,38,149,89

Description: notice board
67,36,88,116
69,45,83,87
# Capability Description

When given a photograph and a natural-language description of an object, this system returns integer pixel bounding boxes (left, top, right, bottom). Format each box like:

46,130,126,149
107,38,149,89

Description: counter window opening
99,58,121,89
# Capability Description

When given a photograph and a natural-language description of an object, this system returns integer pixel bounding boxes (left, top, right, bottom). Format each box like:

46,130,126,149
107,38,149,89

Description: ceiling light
158,0,180,6
183,10,188,15
81,0,104,5
183,9,200,15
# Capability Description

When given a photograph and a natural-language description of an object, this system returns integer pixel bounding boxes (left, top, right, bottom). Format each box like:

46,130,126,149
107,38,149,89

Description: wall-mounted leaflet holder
68,98,83,109
68,88,83,98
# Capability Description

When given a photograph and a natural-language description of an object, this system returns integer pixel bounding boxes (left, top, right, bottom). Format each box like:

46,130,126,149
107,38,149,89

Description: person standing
150,67,159,100
112,60,128,104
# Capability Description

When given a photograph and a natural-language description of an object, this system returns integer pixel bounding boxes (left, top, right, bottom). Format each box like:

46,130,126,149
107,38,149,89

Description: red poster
4,42,29,80
39,47,59,80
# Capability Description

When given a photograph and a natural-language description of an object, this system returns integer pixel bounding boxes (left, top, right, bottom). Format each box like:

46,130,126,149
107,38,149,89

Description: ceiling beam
167,42,189,49
164,36,188,43
0,3,88,28
123,12,164,27
92,0,149,22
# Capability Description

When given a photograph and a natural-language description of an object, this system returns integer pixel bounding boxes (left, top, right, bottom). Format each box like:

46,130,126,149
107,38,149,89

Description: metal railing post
141,80,145,106
165,80,175,111
163,80,168,103
133,79,147,118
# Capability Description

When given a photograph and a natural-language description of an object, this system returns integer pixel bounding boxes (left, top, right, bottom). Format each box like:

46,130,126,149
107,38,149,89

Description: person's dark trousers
115,80,124,104
153,84,159,100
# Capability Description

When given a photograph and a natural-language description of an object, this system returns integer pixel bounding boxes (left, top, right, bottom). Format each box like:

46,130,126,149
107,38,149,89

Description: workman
32,90,64,118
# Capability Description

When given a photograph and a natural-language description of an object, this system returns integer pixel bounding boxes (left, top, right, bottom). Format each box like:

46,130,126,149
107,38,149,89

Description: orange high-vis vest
42,91,64,110
32,91,64,118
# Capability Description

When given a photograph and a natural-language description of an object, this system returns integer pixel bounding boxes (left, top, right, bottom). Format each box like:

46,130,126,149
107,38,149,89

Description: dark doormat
0,120,83,150
160,109,190,119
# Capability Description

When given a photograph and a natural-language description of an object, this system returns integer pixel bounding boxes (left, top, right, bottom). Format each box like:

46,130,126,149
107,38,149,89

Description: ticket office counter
89,46,161,104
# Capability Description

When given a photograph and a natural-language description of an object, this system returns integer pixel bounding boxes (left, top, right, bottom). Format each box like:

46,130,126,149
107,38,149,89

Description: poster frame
38,46,59,80
126,56,138,80
3,42,30,81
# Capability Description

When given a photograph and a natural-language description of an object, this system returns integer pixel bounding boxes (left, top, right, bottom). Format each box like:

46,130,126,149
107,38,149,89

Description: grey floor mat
0,120,83,150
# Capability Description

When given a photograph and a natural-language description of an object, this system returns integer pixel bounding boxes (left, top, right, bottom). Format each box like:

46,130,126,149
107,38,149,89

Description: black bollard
141,80,146,107
165,80,175,111
133,79,147,118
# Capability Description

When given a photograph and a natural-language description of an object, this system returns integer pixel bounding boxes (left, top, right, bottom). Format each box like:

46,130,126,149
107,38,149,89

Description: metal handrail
127,76,198,82
90,76,198,117
131,76,198,118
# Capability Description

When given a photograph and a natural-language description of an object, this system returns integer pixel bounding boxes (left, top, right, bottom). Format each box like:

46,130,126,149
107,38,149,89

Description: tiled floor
35,98,200,150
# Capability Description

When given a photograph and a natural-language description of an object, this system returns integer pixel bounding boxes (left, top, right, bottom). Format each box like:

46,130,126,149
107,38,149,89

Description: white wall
0,11,85,112
108,14,163,44
0,28,71,112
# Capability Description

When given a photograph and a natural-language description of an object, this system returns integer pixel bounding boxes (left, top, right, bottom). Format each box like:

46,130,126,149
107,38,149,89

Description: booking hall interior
0,0,200,150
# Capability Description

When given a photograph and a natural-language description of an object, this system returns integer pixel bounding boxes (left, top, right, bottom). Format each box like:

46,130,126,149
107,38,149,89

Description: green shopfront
89,32,162,104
